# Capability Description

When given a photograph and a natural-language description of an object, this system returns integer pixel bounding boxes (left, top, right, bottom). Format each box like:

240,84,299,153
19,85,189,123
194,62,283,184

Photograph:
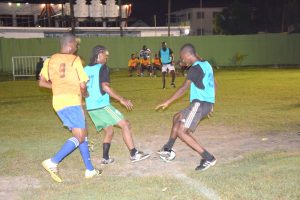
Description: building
170,7,224,35
0,0,132,28
0,26,190,38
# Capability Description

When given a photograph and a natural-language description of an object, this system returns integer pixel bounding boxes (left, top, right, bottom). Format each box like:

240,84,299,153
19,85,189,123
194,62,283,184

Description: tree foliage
214,1,255,35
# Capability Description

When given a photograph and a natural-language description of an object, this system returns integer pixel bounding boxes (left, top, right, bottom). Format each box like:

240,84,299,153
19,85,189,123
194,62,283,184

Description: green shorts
88,105,124,131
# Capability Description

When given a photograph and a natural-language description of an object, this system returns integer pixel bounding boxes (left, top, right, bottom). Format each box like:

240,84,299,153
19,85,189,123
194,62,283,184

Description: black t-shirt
99,64,110,95
187,63,205,89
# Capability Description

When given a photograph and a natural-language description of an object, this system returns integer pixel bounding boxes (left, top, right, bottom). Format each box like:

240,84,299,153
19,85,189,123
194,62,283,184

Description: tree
214,1,256,35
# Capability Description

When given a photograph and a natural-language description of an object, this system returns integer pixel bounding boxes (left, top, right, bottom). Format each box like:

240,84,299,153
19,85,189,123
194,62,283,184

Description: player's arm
75,56,89,97
39,75,52,89
38,58,52,89
100,64,133,111
155,80,190,110
101,82,133,111
170,48,174,63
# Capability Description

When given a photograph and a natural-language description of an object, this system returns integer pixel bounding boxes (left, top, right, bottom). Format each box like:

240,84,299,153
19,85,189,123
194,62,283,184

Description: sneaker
157,148,176,161
130,151,150,163
85,169,102,178
41,159,62,183
100,158,115,164
157,148,172,155
171,82,176,88
195,158,217,171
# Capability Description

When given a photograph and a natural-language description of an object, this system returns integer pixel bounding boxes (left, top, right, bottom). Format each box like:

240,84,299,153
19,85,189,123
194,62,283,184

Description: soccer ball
160,149,176,162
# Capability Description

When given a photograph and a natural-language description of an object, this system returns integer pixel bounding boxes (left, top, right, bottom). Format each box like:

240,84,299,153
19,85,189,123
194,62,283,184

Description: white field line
174,172,221,200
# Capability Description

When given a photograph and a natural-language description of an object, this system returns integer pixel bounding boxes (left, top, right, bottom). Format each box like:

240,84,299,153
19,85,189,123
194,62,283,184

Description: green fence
1,33,300,73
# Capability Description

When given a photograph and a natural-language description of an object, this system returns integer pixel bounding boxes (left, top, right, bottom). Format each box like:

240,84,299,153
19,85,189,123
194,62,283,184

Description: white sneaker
41,159,62,183
157,148,176,162
130,151,150,163
85,169,102,179
100,158,115,164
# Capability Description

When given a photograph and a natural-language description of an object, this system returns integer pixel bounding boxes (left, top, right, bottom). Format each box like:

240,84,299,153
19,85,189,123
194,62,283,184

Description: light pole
167,0,171,37
118,0,124,37
69,0,75,33
200,0,203,35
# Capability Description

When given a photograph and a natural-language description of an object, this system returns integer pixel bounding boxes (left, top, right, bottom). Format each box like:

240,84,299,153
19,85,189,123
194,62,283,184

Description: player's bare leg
117,119,150,162
176,126,205,154
117,119,134,150
162,71,167,89
158,113,181,155
103,126,114,143
170,70,176,88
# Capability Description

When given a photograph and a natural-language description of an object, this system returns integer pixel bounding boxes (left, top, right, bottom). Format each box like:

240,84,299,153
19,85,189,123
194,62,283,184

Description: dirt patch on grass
92,126,300,177
0,176,41,200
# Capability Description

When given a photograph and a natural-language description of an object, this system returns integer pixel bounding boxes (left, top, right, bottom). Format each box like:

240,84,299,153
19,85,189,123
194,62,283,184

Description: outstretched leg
117,119,150,162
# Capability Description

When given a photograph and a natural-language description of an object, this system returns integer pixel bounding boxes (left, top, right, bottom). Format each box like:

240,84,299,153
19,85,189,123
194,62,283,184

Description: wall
1,33,300,73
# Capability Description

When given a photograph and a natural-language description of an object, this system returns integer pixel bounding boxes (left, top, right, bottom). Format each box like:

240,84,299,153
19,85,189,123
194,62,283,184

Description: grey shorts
179,101,213,132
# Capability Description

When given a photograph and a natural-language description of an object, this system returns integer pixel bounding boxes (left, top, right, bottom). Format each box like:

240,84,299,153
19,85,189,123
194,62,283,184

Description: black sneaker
195,157,217,171
171,82,176,88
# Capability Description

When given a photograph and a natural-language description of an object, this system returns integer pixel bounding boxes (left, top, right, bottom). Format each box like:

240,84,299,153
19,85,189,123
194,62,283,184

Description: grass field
0,67,299,200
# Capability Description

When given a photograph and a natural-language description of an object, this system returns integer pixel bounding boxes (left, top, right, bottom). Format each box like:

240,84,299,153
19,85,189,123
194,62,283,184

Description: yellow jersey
40,54,89,111
152,58,161,66
128,58,139,68
140,58,151,66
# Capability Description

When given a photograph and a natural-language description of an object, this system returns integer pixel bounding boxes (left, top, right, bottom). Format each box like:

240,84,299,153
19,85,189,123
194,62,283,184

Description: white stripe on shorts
184,102,200,128
105,106,122,122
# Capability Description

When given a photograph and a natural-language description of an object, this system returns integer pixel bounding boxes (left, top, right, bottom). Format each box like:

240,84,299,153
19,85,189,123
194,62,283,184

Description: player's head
60,32,78,54
154,53,158,58
162,42,167,50
180,43,197,65
142,45,147,50
131,53,135,59
89,45,109,65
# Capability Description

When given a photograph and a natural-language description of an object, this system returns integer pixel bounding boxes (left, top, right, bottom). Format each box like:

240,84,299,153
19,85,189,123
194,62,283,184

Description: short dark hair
180,43,196,56
60,32,76,48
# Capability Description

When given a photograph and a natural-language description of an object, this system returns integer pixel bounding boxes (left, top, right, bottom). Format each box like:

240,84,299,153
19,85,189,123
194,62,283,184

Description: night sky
122,0,231,26
0,0,232,26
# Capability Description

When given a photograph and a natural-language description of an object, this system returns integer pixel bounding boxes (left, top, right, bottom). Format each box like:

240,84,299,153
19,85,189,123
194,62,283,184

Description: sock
201,150,214,161
163,138,176,151
51,137,79,164
79,137,94,171
103,143,111,160
130,148,137,157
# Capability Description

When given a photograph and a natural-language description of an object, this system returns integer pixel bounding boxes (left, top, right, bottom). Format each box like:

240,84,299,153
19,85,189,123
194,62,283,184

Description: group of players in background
128,42,190,89
38,33,216,183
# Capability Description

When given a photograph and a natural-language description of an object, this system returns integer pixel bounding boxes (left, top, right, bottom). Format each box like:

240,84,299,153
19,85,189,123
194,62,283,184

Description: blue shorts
57,106,86,130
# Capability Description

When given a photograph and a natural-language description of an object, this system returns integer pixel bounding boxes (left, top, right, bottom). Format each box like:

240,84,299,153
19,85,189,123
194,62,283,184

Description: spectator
128,53,139,77
152,53,162,77
140,56,152,77
35,57,44,80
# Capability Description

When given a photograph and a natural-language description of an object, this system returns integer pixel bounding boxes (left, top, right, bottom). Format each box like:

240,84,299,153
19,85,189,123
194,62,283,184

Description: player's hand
80,84,89,98
120,98,133,111
155,102,169,110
